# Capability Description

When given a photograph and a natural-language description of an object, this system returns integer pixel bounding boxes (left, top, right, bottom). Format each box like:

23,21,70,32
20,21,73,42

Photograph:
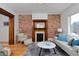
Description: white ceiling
6,3,73,14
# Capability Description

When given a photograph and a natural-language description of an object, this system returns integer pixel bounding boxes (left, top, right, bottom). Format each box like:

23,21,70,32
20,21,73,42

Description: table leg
53,48,56,54
39,48,42,56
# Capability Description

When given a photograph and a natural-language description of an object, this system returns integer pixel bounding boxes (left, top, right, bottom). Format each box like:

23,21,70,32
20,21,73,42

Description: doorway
0,14,9,44
0,8,14,45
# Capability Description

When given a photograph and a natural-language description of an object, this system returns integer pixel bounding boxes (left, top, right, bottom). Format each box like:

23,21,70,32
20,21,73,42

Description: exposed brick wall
48,15,60,38
19,15,60,38
19,15,32,38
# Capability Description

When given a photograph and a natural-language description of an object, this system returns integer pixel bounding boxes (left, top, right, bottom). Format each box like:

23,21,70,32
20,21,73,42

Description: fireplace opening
37,33,43,42
35,32,45,42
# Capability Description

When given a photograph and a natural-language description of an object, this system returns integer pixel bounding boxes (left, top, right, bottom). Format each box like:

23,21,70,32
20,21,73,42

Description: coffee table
37,41,56,56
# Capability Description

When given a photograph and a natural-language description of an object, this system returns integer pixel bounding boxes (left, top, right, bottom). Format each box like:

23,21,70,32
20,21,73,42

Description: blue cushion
0,51,6,56
57,34,67,42
72,38,79,46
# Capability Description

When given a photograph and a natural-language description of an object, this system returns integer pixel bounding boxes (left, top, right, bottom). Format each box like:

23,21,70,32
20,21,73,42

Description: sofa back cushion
67,33,79,41
57,34,67,42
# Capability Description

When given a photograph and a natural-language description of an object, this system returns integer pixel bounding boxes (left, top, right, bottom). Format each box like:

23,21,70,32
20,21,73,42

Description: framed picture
35,22,45,28
4,22,9,26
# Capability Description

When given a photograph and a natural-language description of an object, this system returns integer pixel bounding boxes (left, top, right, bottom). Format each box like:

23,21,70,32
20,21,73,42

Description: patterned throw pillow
0,51,7,56
68,39,74,46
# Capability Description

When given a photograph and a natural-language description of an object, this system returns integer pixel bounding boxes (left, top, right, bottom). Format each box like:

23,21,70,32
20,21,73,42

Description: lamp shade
57,28,62,32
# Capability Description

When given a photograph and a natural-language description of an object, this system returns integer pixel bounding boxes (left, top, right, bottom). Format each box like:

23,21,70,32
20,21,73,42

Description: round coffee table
37,41,56,56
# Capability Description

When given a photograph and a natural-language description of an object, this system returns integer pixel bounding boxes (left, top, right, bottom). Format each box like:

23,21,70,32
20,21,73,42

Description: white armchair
0,44,11,56
17,33,28,43
17,33,32,45
3,47,11,56
24,38,32,45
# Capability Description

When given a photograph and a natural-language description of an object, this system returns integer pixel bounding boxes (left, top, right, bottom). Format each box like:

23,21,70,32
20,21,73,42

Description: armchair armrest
3,47,11,56
0,50,8,56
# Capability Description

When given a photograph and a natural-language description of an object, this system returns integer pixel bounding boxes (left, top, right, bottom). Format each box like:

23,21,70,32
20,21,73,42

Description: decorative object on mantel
35,22,45,28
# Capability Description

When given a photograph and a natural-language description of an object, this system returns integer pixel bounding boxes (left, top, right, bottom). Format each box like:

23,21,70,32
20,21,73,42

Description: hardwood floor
2,43,28,56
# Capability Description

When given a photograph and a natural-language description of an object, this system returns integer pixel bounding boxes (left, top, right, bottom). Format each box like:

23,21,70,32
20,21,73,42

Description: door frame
0,8,14,45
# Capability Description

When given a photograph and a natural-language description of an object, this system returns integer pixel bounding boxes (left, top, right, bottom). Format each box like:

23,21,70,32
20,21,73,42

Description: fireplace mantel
32,20,48,42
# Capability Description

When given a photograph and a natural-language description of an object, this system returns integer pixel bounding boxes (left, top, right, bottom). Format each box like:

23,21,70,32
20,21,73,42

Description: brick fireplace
19,15,60,41
32,20,48,42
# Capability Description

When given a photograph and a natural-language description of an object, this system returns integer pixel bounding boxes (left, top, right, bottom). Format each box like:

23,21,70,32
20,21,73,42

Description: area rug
24,43,69,56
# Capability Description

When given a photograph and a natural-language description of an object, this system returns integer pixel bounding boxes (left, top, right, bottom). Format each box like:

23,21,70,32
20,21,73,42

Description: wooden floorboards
2,43,28,56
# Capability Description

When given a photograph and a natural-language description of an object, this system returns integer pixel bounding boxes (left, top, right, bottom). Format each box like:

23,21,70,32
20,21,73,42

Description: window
71,13,79,35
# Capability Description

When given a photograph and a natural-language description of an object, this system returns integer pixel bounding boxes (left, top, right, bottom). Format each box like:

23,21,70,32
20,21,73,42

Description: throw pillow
0,51,7,56
72,38,79,46
57,34,67,42
68,38,74,46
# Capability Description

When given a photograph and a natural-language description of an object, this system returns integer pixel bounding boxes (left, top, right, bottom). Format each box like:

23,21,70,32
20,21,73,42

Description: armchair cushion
24,38,32,45
17,33,28,41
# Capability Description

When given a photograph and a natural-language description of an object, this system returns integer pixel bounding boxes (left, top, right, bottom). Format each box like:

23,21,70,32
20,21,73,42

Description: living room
0,3,79,56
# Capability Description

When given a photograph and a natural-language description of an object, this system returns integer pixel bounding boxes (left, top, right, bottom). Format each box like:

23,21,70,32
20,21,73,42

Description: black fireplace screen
37,33,43,42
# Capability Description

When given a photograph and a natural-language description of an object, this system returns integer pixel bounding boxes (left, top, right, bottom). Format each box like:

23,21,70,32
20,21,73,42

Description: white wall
61,4,79,34
0,3,19,44
14,14,19,44
0,14,9,42
0,4,15,15
32,13,48,19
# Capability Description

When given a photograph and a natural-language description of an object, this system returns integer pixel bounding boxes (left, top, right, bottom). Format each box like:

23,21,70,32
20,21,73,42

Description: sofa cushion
54,39,78,56
72,46,79,53
57,34,67,42
72,39,79,46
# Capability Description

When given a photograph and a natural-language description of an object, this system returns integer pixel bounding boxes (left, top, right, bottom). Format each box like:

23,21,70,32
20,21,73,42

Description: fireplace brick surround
19,15,60,39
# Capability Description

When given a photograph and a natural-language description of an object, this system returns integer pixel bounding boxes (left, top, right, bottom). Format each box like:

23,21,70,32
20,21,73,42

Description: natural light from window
71,13,79,24
71,13,79,35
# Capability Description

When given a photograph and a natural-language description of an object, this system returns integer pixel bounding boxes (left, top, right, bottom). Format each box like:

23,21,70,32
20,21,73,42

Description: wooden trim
9,16,14,44
33,20,47,22
32,20,48,42
0,8,14,17
0,8,14,45
45,20,48,41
